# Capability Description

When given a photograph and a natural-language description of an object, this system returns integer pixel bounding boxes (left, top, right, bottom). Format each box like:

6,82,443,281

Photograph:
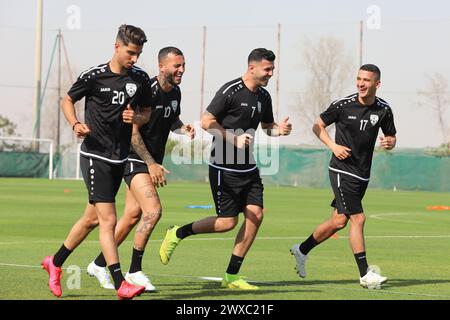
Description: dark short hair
116,24,147,46
248,48,276,64
158,46,184,62
360,64,381,80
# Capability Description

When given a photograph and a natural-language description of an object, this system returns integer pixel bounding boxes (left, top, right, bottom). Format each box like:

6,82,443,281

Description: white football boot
360,269,388,289
87,261,115,289
125,271,156,292
290,244,308,278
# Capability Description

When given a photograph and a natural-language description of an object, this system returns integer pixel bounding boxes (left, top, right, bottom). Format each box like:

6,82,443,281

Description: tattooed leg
134,209,162,250
129,174,162,251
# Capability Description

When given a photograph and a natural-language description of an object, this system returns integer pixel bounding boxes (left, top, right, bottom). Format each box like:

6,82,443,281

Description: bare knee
147,206,162,223
98,215,117,231
123,212,141,230
83,216,99,230
254,210,264,226
245,207,264,227
122,203,142,227
139,207,162,232
333,214,349,230
216,217,238,232
350,213,366,227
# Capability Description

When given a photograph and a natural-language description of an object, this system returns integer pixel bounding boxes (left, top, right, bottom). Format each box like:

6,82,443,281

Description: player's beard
258,76,271,87
164,73,180,87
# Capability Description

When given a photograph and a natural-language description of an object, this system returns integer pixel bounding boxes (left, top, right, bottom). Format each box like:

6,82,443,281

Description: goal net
0,136,54,179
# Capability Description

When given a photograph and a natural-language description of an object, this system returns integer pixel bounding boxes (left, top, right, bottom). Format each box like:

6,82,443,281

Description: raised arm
261,117,292,136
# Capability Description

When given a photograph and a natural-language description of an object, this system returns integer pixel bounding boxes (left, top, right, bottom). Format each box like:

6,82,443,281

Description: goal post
0,136,54,179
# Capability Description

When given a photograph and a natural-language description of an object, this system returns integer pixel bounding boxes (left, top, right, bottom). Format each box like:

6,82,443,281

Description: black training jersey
206,78,274,171
128,77,181,165
68,63,152,163
320,93,397,180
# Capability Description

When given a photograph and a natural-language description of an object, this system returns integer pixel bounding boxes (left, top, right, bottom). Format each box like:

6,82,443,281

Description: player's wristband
72,121,81,131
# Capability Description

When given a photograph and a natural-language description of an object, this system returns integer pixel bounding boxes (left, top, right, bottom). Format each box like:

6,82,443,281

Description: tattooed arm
131,124,169,187
131,124,156,165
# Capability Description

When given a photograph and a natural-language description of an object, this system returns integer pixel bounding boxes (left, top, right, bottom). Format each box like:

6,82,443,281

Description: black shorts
123,160,148,187
80,156,125,204
209,165,264,217
329,170,369,215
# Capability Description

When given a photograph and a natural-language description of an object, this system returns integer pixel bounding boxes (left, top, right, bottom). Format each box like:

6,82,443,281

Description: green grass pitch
0,178,449,300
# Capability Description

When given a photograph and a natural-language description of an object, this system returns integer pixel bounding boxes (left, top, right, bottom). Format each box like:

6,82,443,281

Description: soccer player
290,64,396,289
41,25,152,300
159,48,292,290
87,47,195,292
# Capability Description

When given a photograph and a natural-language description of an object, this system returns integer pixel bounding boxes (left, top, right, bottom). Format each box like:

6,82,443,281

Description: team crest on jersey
257,101,262,113
126,83,137,97
370,114,379,126
171,100,178,112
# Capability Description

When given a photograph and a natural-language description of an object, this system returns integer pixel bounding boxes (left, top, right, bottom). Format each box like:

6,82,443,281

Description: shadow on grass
259,278,450,289
150,280,320,300
382,279,450,289
59,279,450,299
62,293,116,299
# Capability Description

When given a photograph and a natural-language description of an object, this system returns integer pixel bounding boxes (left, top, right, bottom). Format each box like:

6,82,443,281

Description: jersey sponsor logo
348,115,357,119
155,105,163,109
241,103,248,106
370,114,379,126
126,83,137,97
171,100,178,112
100,87,111,92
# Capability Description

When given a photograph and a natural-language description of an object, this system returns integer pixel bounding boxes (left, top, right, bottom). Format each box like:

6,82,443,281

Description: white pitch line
0,262,448,299
0,263,43,269
1,234,450,246
368,213,425,224
0,261,223,281
255,282,450,299
313,285,450,299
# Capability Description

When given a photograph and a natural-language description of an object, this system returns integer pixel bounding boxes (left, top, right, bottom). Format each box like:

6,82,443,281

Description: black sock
94,253,107,268
354,252,369,277
128,248,144,274
53,244,73,267
226,254,244,275
176,223,195,239
108,263,125,290
299,234,318,255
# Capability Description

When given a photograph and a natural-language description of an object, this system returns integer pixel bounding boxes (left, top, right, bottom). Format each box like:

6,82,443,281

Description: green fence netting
164,146,450,192
0,151,51,178
1,147,449,192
